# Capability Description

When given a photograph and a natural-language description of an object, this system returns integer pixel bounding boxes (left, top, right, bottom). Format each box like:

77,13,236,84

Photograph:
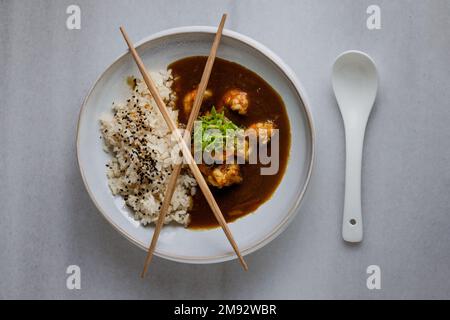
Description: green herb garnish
195,107,240,152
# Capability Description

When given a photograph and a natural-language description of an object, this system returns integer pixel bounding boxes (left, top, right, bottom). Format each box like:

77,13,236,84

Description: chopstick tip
119,26,126,37
238,255,249,271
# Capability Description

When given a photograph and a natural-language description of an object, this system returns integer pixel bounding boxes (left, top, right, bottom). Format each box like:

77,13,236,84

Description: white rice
99,70,197,226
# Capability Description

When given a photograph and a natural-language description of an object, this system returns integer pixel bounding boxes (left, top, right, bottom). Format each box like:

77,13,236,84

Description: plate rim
76,26,316,264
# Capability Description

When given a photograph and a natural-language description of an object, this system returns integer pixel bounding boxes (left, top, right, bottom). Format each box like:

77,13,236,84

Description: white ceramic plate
77,26,315,264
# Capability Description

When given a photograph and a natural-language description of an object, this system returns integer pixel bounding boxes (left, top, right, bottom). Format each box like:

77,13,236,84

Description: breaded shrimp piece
210,164,243,188
199,164,243,188
221,89,249,115
183,88,213,115
246,120,276,144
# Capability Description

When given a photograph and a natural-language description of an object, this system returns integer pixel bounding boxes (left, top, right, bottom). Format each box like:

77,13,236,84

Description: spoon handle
342,120,366,242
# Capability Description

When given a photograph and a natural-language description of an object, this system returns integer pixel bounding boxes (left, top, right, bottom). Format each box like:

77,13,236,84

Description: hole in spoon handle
343,214,363,242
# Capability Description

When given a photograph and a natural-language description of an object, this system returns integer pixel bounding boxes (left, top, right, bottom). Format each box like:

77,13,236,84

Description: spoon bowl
333,51,378,121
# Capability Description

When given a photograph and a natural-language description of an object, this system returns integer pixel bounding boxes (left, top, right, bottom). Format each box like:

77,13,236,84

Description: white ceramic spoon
332,50,378,243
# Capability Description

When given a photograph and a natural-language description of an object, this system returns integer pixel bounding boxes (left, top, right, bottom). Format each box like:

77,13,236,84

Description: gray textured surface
1,0,450,299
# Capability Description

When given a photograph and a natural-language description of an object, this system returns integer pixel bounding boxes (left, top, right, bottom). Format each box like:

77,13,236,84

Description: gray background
1,0,449,299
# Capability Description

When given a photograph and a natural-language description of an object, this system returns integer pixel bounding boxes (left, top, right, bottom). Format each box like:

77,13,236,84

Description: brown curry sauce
169,56,291,229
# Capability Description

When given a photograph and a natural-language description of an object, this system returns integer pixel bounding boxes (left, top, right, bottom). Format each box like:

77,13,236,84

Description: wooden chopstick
140,14,227,277
119,21,249,273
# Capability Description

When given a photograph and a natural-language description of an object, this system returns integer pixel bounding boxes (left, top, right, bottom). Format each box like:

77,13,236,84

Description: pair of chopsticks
119,14,248,277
